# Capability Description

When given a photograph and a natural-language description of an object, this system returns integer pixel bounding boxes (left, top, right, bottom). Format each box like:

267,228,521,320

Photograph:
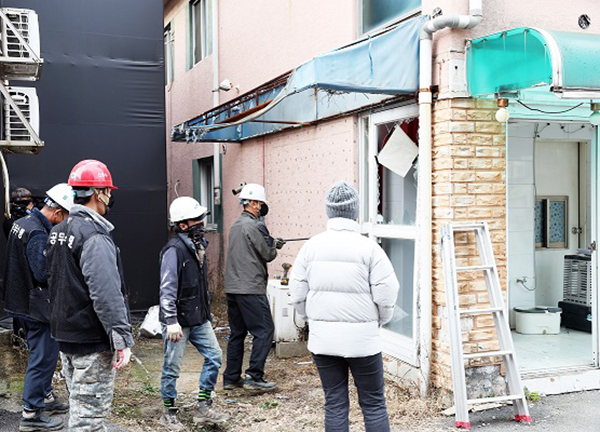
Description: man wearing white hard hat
223,183,285,391
1,183,73,431
158,197,229,429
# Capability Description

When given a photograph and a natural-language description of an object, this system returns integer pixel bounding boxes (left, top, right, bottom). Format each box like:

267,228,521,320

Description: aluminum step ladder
440,222,531,429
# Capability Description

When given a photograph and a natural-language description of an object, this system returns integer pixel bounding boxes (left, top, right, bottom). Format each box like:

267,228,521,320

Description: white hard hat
45,183,74,211
169,196,208,224
239,183,268,204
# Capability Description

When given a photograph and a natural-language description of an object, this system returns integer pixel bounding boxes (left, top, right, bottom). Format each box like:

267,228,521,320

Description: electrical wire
517,100,583,115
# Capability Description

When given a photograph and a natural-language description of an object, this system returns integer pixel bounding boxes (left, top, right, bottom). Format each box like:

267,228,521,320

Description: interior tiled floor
513,327,592,371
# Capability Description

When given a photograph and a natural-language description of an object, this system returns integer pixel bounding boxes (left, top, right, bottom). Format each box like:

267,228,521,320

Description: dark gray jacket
47,204,134,351
225,211,277,295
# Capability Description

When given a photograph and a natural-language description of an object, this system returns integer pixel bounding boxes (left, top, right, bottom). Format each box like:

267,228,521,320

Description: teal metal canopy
467,28,600,99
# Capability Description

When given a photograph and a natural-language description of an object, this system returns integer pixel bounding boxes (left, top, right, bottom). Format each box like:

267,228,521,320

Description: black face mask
102,194,115,215
186,223,205,249
260,203,269,217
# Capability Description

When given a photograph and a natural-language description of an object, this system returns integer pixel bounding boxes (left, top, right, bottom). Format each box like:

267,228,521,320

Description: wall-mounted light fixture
590,102,600,126
212,79,239,93
495,98,509,122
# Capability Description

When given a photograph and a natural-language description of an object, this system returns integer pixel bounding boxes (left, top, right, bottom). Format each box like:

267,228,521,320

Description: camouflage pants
61,351,116,432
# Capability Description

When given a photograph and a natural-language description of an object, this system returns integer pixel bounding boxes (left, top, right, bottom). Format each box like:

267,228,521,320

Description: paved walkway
415,390,600,431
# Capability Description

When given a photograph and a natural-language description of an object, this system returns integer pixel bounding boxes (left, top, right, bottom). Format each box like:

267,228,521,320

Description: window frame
358,0,421,36
193,157,217,231
164,23,174,86
190,0,213,66
359,104,420,366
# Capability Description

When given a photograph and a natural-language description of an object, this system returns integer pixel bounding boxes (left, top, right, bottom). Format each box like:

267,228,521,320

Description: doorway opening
507,121,595,372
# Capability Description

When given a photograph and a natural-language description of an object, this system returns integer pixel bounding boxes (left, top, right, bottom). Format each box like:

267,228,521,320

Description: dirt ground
0,326,447,432
108,328,447,432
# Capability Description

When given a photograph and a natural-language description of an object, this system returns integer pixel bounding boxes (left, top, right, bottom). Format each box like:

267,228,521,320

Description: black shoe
223,378,244,390
244,376,276,391
19,410,64,431
44,394,69,416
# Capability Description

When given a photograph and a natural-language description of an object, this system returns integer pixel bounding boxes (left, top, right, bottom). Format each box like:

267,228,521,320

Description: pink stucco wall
164,0,360,292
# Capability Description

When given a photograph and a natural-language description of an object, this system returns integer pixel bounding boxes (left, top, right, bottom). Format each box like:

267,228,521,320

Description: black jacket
159,233,210,327
2,209,52,322
46,205,134,351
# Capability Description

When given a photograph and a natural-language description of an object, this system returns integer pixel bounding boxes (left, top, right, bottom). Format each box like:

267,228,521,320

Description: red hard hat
68,159,118,190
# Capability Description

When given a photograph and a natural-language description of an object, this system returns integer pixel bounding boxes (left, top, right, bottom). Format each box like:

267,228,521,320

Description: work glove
275,237,286,249
167,323,184,343
113,347,131,370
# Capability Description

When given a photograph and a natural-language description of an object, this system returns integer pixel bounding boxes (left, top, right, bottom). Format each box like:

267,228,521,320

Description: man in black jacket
159,196,229,429
223,183,285,391
2,183,73,431
46,160,134,431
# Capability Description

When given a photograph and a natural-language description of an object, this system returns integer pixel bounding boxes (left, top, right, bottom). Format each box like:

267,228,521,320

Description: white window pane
203,0,213,57
381,238,415,338
193,1,202,63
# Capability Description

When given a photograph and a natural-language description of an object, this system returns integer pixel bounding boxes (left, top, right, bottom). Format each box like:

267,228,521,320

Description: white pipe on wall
212,0,221,200
417,0,483,397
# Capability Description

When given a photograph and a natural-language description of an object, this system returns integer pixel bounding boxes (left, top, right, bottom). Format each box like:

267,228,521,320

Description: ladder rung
456,265,494,272
463,350,512,359
451,224,486,231
467,395,523,405
459,307,503,315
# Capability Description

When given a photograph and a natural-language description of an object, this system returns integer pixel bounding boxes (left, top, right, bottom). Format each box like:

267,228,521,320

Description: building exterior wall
164,0,360,293
422,0,600,95
164,0,600,395
430,98,507,392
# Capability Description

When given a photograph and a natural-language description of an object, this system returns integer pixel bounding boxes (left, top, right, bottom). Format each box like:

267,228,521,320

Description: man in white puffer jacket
289,181,399,432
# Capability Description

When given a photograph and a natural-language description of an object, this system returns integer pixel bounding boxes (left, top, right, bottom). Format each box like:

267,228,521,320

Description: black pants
223,294,274,383
312,352,390,432
21,318,60,410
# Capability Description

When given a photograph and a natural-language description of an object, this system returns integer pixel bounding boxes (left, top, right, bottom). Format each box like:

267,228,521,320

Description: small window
191,0,213,65
193,157,216,228
536,196,568,248
361,0,421,33
164,24,174,86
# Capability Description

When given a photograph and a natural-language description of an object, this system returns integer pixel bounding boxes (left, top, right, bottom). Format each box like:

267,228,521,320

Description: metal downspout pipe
212,1,221,207
417,0,483,397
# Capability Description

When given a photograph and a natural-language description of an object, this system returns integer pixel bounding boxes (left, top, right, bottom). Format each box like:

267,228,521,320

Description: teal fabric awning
467,28,600,99
173,15,426,142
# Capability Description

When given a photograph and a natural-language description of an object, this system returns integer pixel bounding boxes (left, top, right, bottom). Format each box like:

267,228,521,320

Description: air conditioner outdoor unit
267,280,308,358
3,86,39,142
0,8,42,80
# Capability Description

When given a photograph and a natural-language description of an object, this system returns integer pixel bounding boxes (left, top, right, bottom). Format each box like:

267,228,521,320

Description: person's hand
113,347,131,370
275,238,286,249
167,323,184,342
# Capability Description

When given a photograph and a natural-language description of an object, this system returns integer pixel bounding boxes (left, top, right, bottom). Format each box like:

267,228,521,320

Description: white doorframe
359,104,420,366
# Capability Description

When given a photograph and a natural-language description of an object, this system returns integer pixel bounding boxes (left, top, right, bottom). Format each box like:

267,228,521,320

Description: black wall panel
0,0,167,311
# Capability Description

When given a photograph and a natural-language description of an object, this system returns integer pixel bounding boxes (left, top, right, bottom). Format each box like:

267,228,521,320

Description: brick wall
430,98,507,394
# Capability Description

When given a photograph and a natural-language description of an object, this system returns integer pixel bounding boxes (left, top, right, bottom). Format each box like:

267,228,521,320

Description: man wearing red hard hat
46,159,134,431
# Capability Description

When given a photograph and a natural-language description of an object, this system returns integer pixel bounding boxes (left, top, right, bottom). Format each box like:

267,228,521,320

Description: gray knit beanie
325,181,359,220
